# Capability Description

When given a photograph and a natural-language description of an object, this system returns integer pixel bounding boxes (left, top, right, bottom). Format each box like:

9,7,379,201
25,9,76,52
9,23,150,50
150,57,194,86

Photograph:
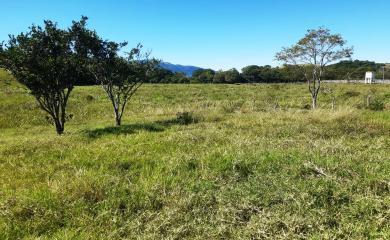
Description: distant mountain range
160,62,203,77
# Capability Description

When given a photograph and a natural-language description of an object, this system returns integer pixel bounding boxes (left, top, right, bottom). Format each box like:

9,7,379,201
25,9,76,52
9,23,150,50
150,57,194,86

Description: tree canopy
0,16,96,134
89,40,159,126
275,27,353,108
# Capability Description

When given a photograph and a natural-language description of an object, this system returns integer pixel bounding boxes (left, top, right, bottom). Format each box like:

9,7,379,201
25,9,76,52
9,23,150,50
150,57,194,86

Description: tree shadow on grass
85,115,198,139
85,122,165,139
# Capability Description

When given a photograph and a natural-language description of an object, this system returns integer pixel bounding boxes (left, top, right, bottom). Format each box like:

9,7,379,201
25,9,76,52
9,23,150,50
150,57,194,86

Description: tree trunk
311,94,317,109
309,79,320,110
54,118,64,135
366,95,371,107
115,116,121,126
114,109,121,126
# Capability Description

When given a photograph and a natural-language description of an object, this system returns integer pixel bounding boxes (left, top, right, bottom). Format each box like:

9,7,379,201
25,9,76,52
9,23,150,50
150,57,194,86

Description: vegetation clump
367,98,385,111
175,111,198,125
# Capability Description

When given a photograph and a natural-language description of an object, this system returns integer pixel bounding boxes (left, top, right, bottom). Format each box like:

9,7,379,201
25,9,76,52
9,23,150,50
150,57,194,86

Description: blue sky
1,0,389,70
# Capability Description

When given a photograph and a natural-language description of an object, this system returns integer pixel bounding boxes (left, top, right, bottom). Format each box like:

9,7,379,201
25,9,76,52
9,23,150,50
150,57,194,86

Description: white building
365,72,375,84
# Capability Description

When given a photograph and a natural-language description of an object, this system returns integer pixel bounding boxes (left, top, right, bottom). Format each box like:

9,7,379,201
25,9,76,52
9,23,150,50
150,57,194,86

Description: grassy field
0,69,389,239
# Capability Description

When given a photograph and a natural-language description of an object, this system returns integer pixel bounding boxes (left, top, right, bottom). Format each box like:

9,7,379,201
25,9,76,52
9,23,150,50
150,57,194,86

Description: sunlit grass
1,70,389,239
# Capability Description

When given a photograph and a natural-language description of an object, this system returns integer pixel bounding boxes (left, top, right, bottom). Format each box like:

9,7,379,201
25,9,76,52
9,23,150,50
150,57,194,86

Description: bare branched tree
275,28,353,109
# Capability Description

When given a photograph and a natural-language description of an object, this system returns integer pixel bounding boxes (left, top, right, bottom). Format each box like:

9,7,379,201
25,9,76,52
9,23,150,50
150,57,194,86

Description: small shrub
233,160,253,181
85,95,95,101
367,98,385,111
176,111,197,125
302,103,311,110
185,158,198,171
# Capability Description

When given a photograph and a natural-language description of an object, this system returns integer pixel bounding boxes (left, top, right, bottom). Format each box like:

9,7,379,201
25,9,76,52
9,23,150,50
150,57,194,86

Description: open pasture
1,72,389,239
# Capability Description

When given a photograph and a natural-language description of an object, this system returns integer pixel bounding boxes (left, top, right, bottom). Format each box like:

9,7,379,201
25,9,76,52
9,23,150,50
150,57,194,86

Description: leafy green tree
276,27,353,109
149,67,174,83
90,42,158,126
242,65,283,83
224,68,242,83
192,69,215,83
261,65,283,83
278,64,305,82
241,65,261,83
213,69,241,84
0,17,95,134
169,72,189,83
213,71,226,83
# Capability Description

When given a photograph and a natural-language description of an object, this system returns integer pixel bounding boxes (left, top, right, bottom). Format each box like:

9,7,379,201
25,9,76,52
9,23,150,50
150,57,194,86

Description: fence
322,80,390,84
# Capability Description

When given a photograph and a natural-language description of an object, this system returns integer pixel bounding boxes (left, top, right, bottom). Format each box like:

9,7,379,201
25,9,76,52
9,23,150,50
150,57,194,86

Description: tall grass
0,71,389,239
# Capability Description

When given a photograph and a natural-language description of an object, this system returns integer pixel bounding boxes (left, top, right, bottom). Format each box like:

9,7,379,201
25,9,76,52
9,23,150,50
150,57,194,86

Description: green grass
0,70,389,239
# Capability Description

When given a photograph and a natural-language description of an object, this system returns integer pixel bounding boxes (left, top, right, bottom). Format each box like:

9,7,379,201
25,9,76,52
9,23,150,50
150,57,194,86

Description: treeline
144,60,388,84
72,60,388,85
323,60,389,80
149,65,305,84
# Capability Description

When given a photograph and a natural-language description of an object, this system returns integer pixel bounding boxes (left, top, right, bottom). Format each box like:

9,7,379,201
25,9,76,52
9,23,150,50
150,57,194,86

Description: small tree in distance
192,69,215,83
275,27,353,109
0,17,95,134
90,42,158,126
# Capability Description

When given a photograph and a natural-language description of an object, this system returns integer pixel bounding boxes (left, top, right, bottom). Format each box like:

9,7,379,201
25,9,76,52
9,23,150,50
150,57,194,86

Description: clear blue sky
1,0,389,70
